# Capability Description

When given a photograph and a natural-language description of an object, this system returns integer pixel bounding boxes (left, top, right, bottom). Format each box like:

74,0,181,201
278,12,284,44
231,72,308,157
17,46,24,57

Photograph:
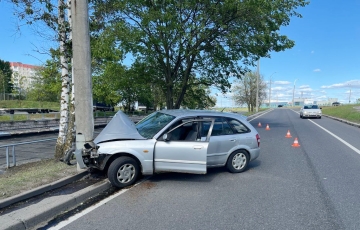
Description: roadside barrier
0,138,56,168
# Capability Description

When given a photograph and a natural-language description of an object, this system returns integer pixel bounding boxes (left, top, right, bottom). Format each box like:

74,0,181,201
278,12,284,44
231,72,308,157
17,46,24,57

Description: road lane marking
49,177,151,230
292,110,360,155
248,109,274,122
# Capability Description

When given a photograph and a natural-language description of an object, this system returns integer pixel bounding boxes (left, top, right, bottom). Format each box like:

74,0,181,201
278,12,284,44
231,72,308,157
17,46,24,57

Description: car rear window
304,105,319,109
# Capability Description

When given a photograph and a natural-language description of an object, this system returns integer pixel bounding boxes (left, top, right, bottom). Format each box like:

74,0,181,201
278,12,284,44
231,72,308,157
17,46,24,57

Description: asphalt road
49,108,360,230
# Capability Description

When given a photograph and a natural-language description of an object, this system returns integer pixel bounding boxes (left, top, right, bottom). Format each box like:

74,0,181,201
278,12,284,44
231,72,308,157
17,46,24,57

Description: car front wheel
108,157,140,188
226,150,249,173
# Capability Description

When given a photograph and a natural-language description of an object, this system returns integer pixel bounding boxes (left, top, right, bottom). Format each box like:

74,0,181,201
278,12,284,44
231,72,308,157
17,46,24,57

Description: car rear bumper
249,148,260,161
302,114,321,118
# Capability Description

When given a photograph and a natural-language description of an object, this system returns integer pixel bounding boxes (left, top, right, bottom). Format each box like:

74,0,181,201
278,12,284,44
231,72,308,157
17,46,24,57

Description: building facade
9,62,40,91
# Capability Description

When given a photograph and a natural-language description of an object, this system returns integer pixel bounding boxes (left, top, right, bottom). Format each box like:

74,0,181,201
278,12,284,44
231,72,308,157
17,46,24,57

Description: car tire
108,157,140,188
319,116,321,119
226,150,249,173
300,114,302,118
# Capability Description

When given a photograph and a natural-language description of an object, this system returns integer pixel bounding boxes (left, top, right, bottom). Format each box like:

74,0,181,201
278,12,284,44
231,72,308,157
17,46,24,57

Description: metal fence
0,138,57,169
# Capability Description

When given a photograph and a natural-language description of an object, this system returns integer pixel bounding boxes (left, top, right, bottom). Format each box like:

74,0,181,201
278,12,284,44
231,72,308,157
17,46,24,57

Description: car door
154,119,213,174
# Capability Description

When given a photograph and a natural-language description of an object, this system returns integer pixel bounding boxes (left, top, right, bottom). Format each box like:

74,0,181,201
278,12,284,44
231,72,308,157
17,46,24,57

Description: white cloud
272,86,288,91
313,69,321,72
298,85,312,92
299,85,310,89
321,80,360,89
274,81,291,85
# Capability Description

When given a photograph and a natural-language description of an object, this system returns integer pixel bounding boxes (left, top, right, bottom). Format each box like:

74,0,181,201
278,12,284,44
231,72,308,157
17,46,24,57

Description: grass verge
321,104,360,123
0,100,59,111
0,159,78,199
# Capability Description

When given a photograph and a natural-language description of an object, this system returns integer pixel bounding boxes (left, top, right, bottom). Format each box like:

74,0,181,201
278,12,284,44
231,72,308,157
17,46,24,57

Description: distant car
300,104,322,119
278,105,283,107
332,102,340,106
75,110,261,188
93,103,114,112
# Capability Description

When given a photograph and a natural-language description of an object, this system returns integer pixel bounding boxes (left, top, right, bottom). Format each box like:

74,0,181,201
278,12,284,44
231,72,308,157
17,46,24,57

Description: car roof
158,109,248,120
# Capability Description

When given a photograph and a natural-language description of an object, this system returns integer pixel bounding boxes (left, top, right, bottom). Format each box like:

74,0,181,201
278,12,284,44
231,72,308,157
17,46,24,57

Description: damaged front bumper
75,148,88,169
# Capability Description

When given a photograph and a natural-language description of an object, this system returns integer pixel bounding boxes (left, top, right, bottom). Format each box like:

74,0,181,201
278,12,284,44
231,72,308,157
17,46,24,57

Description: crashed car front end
75,110,146,169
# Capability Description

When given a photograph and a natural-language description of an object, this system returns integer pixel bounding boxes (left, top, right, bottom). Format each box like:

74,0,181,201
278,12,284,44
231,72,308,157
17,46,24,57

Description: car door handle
229,139,236,142
193,145,203,149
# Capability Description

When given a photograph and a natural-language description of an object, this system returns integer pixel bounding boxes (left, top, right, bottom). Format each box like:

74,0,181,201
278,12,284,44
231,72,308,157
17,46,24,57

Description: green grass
321,104,360,123
0,100,59,111
0,159,78,199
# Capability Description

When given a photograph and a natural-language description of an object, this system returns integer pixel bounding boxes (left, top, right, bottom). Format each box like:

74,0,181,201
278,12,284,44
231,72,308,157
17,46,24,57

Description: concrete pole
71,0,94,143
256,59,259,112
292,79,298,107
268,72,276,108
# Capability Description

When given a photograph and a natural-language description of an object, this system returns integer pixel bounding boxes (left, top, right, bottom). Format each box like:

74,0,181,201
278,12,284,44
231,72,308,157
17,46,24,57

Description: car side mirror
320,107,322,109
163,133,171,141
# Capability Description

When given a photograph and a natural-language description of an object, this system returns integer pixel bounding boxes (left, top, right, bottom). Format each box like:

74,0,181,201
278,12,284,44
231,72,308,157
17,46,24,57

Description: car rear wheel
108,157,140,188
226,150,249,173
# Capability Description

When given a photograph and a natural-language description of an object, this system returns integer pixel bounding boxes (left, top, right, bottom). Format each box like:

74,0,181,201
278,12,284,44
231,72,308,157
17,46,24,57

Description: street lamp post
349,85,352,104
256,59,260,112
292,79,298,107
268,72,276,108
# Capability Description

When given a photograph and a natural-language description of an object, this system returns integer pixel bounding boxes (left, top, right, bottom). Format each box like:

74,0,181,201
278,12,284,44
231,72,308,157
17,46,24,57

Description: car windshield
304,105,319,109
135,112,176,138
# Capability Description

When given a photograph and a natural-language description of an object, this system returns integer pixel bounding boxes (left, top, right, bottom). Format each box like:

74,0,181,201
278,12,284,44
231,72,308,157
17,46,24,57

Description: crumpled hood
94,111,146,144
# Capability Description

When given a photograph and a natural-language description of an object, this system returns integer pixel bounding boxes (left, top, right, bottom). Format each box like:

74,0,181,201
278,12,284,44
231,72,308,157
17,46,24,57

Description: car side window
227,118,250,134
160,120,205,142
211,118,234,136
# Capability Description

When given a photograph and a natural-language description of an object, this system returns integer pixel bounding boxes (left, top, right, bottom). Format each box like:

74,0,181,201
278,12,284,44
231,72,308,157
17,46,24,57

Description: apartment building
9,62,40,90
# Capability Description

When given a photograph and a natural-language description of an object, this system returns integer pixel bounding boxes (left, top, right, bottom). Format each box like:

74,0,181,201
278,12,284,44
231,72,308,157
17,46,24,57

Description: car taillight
256,134,260,147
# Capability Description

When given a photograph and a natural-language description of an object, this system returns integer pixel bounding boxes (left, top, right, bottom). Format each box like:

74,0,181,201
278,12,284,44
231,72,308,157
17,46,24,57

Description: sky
0,1,359,107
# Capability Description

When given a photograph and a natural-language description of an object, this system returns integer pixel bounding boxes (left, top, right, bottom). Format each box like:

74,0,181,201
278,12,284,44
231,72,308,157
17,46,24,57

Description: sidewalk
1,171,112,230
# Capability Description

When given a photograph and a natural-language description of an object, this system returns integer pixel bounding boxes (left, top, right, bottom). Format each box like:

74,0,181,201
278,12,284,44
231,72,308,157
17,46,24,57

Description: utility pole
292,79,298,107
349,87,352,104
71,0,94,154
268,72,276,108
256,59,260,112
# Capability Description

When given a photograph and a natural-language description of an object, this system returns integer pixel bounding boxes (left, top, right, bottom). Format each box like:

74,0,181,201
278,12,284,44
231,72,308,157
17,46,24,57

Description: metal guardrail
0,116,145,169
0,138,57,168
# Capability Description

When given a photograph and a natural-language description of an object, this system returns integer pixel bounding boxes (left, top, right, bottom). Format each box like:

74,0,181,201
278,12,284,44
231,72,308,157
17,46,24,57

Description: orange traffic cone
258,122,262,127
292,138,300,147
265,124,270,130
285,130,292,138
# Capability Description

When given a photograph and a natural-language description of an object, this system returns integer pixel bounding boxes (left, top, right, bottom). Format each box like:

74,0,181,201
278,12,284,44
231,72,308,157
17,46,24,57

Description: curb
322,114,360,128
2,180,111,230
0,171,89,209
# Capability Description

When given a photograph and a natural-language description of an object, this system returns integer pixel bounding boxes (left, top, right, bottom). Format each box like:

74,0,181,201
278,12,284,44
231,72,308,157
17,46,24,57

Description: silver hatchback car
76,110,260,188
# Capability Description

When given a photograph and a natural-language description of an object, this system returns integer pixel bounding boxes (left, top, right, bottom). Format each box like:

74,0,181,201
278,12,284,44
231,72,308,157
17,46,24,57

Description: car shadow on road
148,160,261,184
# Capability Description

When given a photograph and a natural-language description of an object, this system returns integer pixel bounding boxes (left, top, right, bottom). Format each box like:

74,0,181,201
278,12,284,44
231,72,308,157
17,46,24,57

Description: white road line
248,109,274,122
292,110,360,155
49,177,150,230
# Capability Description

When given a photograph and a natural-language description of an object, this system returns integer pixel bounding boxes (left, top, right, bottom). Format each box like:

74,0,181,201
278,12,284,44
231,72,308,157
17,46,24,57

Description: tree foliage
27,56,62,102
91,0,308,109
0,59,14,95
232,71,267,112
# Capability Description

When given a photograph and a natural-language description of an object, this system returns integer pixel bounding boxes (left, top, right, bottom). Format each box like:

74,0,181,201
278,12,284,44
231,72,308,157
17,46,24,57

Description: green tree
181,77,216,109
91,0,308,109
232,72,267,112
27,58,62,102
0,60,14,99
11,72,27,100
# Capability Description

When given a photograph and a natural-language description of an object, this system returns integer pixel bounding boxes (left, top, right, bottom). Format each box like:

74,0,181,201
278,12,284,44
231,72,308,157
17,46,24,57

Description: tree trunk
166,85,174,109
55,0,70,160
